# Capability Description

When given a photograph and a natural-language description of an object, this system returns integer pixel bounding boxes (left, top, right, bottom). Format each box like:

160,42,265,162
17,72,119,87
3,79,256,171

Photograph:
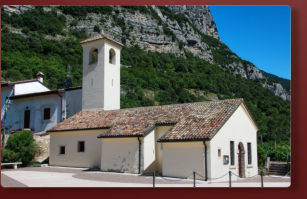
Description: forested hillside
1,6,290,165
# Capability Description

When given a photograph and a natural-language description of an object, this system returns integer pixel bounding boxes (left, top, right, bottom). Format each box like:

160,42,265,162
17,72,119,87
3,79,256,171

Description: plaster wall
144,129,155,170
49,130,104,168
65,88,82,118
81,41,105,110
162,141,206,179
155,126,172,173
100,137,140,174
81,39,121,111
103,41,120,110
4,94,61,133
209,104,258,182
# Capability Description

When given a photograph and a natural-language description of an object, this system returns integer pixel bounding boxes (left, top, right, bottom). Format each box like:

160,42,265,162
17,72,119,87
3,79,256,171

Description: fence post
153,172,155,188
229,171,232,187
193,171,196,187
261,169,264,187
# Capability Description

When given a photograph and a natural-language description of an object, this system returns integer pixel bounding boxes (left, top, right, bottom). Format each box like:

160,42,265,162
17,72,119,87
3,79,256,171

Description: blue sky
208,5,291,80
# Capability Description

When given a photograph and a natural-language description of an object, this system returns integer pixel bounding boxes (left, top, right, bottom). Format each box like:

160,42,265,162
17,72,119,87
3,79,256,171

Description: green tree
4,131,39,166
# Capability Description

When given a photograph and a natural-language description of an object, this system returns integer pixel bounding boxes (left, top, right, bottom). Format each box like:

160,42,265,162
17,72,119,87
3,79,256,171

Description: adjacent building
1,73,82,134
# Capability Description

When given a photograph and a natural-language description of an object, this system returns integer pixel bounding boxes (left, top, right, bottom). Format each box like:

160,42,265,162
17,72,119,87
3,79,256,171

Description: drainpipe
203,141,208,181
138,136,141,174
58,89,66,122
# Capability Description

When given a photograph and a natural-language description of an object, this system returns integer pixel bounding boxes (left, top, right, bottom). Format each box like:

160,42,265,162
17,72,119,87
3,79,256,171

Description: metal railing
151,169,268,187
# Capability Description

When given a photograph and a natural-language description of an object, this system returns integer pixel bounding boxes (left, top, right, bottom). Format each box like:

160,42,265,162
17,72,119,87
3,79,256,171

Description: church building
48,31,258,181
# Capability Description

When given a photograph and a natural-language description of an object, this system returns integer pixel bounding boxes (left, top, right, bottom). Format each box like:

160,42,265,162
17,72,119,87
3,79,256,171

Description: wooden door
238,150,242,177
24,110,30,128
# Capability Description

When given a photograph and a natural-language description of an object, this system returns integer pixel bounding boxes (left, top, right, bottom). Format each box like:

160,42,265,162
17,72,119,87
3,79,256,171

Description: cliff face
166,5,219,39
2,5,290,101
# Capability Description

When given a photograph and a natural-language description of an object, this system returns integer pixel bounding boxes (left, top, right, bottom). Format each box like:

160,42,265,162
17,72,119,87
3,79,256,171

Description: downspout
203,141,208,181
60,94,63,122
58,90,66,122
138,136,141,174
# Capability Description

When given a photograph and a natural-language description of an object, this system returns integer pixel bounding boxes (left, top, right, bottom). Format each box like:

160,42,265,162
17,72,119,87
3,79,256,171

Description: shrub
4,131,39,166
1,149,20,163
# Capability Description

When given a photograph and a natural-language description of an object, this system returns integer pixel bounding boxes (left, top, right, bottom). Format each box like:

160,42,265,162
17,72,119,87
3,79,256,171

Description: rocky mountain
1,5,290,101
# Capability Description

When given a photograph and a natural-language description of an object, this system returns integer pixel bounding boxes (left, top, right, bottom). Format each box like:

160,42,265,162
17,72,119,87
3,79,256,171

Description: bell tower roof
80,30,123,47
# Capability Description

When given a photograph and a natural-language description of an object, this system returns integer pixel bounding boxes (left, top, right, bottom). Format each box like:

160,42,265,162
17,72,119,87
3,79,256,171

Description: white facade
3,94,62,133
162,142,207,179
100,137,140,173
160,104,258,181
208,104,258,181
1,80,82,133
143,130,155,170
81,39,121,111
50,130,104,168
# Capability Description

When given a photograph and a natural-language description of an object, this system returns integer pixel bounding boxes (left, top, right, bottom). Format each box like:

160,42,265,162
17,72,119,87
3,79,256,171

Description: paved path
1,167,291,188
1,173,27,187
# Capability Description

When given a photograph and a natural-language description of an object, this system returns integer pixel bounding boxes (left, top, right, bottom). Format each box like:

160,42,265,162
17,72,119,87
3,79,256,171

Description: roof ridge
81,98,243,113
1,78,38,86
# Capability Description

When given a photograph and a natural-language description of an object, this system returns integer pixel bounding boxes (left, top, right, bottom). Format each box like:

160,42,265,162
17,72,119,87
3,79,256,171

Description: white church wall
49,130,104,168
14,81,50,96
81,41,105,110
162,141,206,179
155,126,173,173
5,94,61,133
209,104,258,182
103,41,121,110
100,137,140,174
81,39,121,111
144,129,156,170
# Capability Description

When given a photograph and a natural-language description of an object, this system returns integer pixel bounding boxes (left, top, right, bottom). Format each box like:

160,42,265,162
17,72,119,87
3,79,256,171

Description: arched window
109,48,116,64
89,48,98,65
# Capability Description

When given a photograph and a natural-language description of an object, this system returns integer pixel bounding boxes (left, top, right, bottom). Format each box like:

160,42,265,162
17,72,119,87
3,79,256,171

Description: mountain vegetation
1,6,290,165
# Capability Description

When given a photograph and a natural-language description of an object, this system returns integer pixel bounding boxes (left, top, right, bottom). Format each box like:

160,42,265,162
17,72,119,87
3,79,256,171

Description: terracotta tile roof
48,99,244,141
80,31,123,46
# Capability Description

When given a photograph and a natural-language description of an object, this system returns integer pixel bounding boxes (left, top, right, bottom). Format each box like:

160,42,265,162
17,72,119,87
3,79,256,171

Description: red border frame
1,0,306,198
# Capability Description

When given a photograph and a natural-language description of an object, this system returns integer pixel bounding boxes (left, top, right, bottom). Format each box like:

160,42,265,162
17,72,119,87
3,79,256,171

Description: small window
218,149,221,157
44,108,51,120
109,48,116,64
59,146,65,155
89,48,98,65
78,141,85,152
230,141,235,165
248,142,252,164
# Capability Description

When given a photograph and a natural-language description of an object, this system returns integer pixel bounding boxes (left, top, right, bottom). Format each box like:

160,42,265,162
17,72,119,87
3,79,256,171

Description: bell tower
80,30,122,110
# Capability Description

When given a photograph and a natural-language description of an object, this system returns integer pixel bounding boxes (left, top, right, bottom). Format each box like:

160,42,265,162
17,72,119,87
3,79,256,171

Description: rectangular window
44,108,51,120
59,146,65,155
218,149,221,157
248,142,252,164
78,141,85,152
230,141,235,165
